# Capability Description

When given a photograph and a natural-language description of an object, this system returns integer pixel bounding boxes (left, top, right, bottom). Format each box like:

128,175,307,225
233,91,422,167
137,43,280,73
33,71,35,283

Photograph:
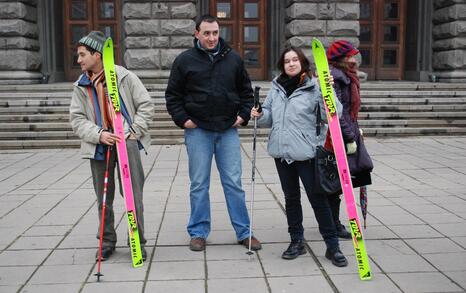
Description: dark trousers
274,158,339,250
90,140,146,248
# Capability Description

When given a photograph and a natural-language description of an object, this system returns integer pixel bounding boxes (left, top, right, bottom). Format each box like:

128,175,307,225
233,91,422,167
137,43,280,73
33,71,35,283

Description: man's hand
183,119,197,129
99,131,121,146
232,116,245,128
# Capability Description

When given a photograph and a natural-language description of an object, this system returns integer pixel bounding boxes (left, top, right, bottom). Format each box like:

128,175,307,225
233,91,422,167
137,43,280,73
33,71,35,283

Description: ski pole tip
94,272,103,282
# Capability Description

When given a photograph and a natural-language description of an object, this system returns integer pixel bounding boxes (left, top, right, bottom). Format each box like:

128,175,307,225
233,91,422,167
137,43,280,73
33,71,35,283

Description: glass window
360,25,371,42
383,49,397,66
383,25,398,42
384,2,399,19
360,3,371,20
244,49,259,66
360,49,371,66
99,0,115,19
99,25,114,40
71,0,87,20
244,2,258,19
217,2,231,19
71,25,88,44
220,26,232,43
244,26,259,43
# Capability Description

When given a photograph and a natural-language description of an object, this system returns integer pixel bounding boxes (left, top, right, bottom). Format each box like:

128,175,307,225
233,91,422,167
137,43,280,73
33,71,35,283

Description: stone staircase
1,81,466,149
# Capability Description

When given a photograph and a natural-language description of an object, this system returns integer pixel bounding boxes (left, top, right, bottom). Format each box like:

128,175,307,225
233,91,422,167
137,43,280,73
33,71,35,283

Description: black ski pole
247,86,261,259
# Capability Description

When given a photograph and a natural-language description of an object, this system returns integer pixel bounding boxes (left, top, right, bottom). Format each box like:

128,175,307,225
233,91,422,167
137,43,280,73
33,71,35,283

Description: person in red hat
325,40,374,238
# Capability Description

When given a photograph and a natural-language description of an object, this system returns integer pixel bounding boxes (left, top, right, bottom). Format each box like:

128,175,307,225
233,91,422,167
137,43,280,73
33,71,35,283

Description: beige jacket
70,65,154,159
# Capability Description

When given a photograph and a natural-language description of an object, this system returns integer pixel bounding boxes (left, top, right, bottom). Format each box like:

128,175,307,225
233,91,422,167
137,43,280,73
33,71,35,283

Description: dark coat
165,38,254,131
331,66,373,187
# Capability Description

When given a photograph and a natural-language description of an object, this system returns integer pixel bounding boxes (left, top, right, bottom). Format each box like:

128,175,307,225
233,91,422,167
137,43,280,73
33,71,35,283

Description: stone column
284,0,359,64
0,1,41,84
432,0,466,82
123,1,196,82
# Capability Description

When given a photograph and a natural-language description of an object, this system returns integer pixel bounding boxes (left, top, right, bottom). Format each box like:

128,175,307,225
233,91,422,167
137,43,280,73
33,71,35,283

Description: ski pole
247,86,261,259
95,146,112,282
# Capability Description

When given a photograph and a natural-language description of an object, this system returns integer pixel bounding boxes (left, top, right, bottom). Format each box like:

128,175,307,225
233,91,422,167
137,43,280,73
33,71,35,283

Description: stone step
361,104,466,112
0,128,272,140
358,119,466,128
359,111,466,119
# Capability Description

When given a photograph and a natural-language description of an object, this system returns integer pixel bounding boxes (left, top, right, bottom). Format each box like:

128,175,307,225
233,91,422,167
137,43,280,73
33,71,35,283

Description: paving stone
423,252,466,271
43,248,97,265
148,260,204,280
331,273,402,293
207,259,263,279
371,254,436,273
0,249,50,266
152,246,203,262
268,275,334,293
81,281,143,293
389,224,444,238
0,266,36,285
208,278,268,292
28,264,92,284
389,272,463,293
444,271,466,290
20,283,81,293
8,236,62,250
406,238,464,254
145,280,204,293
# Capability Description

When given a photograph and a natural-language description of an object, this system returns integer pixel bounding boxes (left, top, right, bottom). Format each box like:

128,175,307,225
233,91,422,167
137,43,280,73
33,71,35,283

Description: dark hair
195,14,218,31
75,43,100,57
330,57,354,71
277,46,311,76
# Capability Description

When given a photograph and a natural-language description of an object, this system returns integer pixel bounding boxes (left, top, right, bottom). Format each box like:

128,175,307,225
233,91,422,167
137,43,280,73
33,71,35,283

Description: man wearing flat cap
70,31,154,261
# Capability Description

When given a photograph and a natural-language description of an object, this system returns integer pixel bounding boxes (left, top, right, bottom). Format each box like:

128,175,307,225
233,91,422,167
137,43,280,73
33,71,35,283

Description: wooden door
64,0,121,81
210,0,267,80
359,0,406,80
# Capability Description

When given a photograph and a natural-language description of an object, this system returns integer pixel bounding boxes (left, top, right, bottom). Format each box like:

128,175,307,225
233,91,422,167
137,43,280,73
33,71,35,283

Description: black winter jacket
165,38,254,131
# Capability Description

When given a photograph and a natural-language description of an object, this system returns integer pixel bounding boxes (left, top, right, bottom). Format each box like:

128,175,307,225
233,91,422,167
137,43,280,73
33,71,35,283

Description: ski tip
312,38,322,49
104,37,113,48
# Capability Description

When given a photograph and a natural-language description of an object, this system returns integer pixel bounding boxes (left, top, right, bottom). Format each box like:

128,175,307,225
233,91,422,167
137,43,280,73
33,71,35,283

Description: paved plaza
0,136,466,293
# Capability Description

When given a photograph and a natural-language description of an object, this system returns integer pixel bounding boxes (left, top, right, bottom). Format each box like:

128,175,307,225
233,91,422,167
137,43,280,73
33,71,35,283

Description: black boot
325,247,348,267
336,224,352,239
281,240,306,260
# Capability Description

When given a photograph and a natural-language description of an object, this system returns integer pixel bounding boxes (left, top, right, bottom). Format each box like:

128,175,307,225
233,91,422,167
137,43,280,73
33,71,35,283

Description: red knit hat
326,40,359,61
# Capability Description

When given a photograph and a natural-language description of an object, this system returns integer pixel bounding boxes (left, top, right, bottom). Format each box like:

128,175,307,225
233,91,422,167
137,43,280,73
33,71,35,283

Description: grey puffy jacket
257,76,342,162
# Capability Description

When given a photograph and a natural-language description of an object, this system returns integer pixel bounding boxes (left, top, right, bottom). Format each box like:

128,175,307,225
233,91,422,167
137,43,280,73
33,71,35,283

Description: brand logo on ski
349,219,362,240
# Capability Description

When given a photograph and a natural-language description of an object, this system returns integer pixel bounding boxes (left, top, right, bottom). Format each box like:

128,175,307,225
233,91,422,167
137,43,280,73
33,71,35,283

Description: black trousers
274,158,339,250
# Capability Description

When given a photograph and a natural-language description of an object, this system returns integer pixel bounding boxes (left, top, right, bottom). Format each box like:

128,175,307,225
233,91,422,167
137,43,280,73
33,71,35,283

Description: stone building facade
0,0,465,84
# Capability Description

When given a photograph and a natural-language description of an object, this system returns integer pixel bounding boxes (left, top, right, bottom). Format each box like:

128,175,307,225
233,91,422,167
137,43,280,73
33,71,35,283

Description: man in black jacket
165,15,261,252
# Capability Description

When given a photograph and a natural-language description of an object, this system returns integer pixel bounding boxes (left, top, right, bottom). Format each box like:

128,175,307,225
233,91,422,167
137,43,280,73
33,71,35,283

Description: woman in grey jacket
251,46,347,267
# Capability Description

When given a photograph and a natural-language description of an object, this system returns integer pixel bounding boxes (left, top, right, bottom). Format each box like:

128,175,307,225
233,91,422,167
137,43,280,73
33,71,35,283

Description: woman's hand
251,107,263,119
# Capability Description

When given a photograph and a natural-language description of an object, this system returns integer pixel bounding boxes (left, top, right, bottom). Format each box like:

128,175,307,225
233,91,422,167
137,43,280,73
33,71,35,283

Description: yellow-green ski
312,38,372,280
103,37,143,268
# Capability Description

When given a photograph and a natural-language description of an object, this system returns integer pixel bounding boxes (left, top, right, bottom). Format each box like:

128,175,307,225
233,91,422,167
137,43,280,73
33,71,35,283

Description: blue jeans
184,127,250,241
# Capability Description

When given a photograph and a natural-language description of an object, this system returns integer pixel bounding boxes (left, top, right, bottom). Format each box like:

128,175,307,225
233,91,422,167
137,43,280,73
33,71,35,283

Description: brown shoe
189,237,206,251
238,236,262,251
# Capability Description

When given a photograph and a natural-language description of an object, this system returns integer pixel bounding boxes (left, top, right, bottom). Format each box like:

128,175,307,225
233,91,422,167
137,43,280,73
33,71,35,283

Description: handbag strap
316,104,321,136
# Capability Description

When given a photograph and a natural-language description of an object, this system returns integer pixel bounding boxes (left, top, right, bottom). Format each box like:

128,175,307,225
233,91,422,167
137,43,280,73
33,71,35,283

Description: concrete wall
122,0,196,82
432,0,466,82
0,0,41,84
